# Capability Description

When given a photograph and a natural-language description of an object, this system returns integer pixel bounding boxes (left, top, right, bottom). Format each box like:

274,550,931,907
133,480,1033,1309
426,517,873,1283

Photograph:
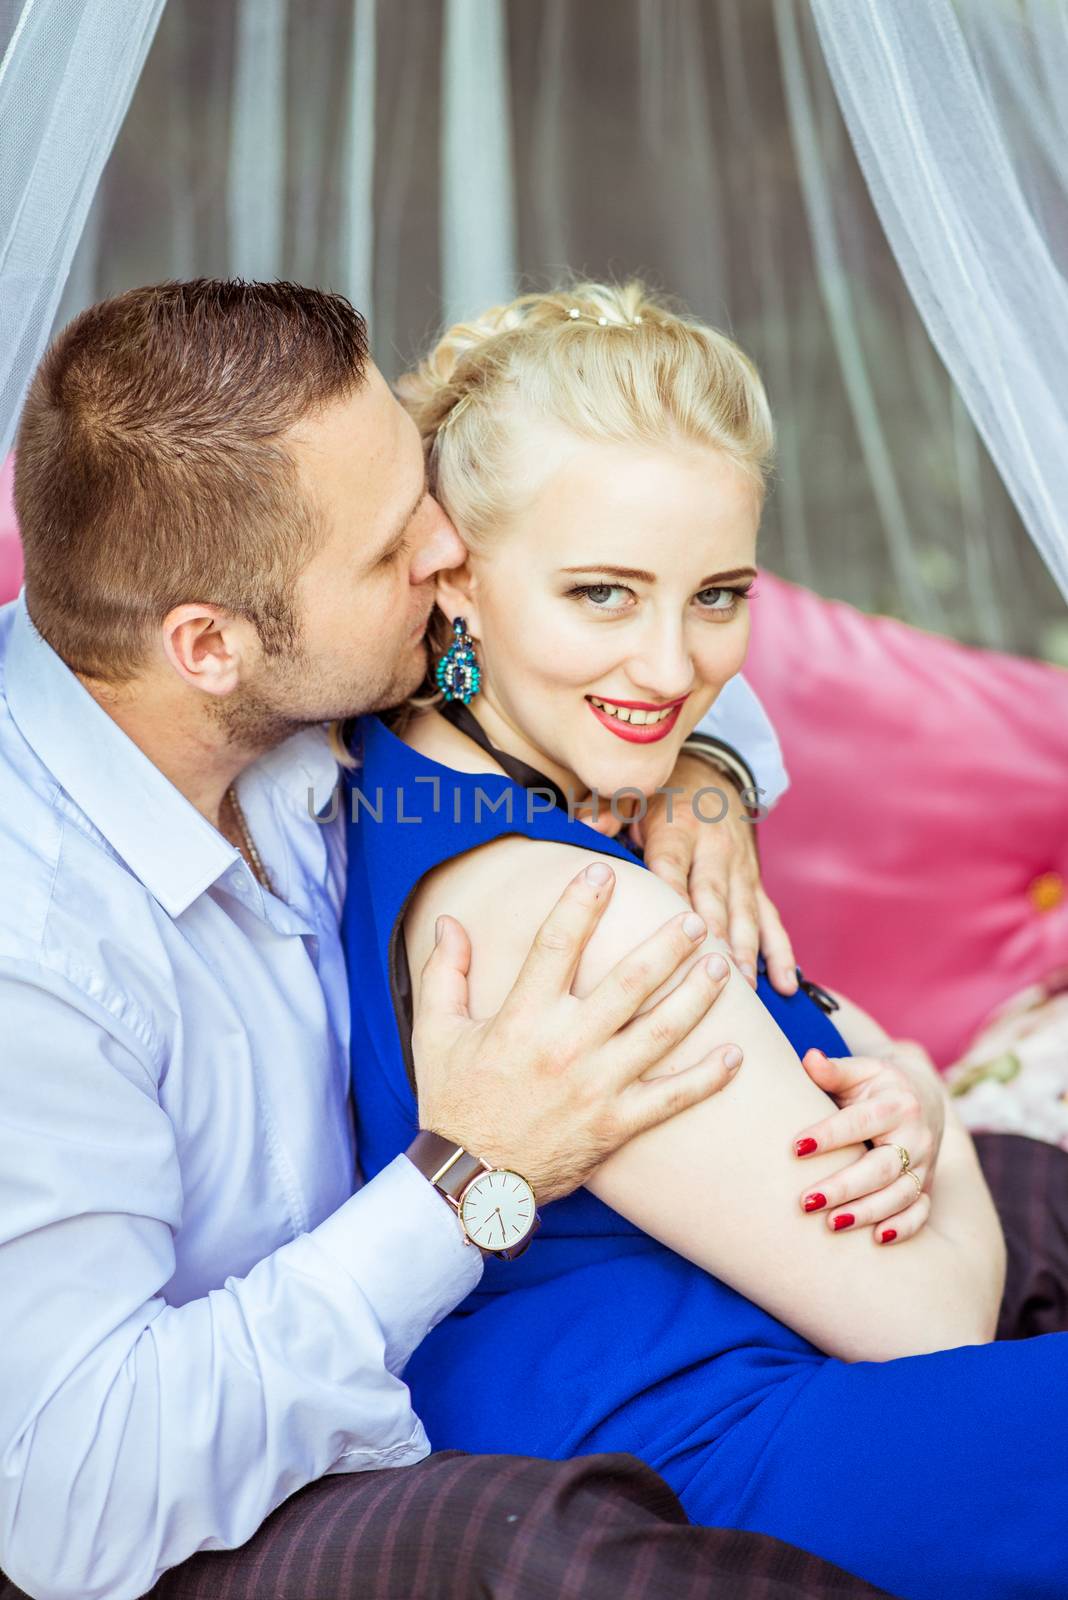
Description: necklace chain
226,785,274,895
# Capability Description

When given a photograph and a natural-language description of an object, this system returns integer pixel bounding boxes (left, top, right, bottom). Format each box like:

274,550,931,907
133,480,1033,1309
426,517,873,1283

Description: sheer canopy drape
0,0,165,459
810,0,1068,611
2,1,1065,661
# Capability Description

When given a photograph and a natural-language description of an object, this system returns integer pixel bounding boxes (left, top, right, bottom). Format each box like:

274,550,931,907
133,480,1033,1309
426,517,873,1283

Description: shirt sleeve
691,673,790,810
0,964,482,1600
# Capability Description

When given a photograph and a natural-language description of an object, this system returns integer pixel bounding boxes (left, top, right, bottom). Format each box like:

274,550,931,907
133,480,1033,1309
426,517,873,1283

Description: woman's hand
792,1041,948,1245
575,752,800,997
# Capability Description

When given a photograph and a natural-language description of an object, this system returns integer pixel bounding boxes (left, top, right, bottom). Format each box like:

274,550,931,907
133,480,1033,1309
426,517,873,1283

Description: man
0,281,889,1600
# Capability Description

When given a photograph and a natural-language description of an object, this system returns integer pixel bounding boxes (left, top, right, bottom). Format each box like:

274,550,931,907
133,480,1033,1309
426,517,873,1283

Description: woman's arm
816,988,893,1054
408,839,1001,1363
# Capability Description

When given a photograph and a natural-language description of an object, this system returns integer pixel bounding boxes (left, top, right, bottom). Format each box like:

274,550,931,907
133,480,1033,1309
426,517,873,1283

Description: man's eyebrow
559,564,758,585
374,481,428,563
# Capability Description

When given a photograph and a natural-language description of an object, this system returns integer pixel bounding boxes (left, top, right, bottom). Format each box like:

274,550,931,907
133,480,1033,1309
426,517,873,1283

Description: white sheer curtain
809,0,1068,608
441,0,515,325
0,0,166,459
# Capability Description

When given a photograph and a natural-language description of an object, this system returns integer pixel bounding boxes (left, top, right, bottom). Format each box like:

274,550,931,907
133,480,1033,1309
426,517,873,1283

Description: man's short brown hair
13,279,370,680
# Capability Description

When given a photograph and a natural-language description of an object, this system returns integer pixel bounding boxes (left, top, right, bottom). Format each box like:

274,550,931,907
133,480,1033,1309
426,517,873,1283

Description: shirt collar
4,594,339,918
246,722,340,820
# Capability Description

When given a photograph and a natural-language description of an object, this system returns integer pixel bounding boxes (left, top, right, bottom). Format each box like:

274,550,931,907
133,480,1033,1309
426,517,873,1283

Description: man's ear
161,605,254,696
434,562,483,639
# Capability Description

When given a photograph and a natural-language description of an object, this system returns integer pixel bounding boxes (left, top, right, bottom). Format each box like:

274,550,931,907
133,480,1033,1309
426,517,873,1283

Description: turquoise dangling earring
435,616,482,703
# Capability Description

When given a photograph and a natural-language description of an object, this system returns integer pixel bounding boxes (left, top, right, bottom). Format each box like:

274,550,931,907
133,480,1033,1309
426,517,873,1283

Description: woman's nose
409,503,466,585
626,631,695,703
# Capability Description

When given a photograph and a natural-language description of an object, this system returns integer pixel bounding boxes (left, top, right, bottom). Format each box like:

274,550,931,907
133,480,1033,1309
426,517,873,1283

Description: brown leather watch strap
406,1129,488,1203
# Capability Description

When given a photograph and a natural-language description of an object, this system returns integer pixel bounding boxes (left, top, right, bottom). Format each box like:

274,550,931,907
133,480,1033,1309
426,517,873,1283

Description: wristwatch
405,1130,540,1260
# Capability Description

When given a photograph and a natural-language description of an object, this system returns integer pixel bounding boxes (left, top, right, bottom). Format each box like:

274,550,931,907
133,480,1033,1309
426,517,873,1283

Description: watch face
459,1170,536,1252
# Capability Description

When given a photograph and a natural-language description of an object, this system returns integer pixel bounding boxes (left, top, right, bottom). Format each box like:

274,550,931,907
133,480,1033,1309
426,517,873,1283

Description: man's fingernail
683,912,706,941
435,916,444,944
723,1046,742,1071
704,953,728,979
795,1137,818,1156
740,962,756,982
585,862,612,885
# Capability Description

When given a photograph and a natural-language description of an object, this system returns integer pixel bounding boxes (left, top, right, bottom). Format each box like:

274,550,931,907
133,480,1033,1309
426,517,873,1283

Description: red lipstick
585,694,687,745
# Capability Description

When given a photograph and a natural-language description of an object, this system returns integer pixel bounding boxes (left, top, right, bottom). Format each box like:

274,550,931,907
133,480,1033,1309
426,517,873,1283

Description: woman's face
443,428,761,802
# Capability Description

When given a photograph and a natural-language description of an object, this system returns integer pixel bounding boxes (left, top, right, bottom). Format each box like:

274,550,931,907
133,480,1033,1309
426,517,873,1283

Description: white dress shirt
0,593,787,1600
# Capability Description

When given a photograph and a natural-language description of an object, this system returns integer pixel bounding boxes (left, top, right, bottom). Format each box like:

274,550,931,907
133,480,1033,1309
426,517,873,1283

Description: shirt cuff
681,734,757,799
309,1154,484,1375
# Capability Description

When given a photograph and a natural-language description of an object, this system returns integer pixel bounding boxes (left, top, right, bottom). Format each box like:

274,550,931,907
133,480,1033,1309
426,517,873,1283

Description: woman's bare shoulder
403,831,724,1023
404,834,602,1013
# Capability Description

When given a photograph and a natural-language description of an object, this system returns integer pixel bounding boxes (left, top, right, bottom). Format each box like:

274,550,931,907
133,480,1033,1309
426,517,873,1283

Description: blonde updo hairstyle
334,280,773,757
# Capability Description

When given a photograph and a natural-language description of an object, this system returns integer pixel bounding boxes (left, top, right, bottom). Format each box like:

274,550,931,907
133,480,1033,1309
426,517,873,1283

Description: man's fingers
609,951,734,1086
687,871,730,940
757,888,798,995
502,862,617,1014
624,1042,744,1136
726,885,760,988
582,907,717,1038
640,836,693,904
417,914,473,1021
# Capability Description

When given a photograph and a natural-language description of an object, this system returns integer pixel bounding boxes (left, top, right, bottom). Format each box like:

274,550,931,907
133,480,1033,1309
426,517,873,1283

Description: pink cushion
0,454,23,603
747,572,1068,1067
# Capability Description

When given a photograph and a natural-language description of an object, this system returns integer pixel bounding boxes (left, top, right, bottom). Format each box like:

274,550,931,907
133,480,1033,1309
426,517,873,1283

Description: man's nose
409,505,466,584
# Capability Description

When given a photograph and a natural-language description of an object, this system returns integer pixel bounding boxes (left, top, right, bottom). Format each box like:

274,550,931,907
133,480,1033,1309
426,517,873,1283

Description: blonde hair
331,279,773,761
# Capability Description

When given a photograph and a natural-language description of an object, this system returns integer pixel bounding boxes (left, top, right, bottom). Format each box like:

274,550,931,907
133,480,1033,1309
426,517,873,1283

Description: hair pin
564,307,643,328
438,391,473,439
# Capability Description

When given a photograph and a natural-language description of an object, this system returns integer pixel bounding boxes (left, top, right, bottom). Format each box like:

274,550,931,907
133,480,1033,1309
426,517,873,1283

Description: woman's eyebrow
559,564,758,585
560,563,655,582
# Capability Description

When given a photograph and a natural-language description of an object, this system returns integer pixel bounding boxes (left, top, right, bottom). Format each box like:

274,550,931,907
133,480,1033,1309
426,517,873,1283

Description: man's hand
577,753,798,997
412,861,743,1203
792,1040,948,1244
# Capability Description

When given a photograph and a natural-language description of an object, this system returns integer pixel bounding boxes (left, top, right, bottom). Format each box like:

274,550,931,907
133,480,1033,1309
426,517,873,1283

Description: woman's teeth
588,696,677,726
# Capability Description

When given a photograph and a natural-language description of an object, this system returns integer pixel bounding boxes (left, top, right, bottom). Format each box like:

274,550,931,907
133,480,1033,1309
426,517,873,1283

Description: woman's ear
434,562,483,639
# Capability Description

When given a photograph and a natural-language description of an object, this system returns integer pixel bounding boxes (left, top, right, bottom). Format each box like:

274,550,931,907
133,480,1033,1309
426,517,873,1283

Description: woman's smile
585,691,689,743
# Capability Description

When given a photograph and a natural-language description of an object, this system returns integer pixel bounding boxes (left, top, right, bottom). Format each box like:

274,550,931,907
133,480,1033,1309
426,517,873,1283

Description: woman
341,283,1067,1600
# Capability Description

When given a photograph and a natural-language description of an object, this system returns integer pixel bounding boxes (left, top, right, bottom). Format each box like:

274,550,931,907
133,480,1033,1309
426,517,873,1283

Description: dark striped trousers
4,1132,1065,1600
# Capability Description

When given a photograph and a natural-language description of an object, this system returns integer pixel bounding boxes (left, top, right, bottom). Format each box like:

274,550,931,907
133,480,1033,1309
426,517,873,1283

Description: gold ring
893,1144,912,1174
905,1169,924,1199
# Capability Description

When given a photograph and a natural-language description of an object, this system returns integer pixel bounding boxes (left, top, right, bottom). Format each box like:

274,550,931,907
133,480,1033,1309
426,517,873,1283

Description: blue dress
343,712,1068,1600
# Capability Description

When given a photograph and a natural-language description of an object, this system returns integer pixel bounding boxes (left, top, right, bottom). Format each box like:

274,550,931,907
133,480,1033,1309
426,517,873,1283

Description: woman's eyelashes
565,581,756,618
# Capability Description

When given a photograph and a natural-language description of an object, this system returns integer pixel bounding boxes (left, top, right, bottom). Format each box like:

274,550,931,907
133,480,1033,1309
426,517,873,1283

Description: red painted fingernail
881,1229,897,1244
795,1137,818,1156
833,1213,855,1231
804,1193,827,1212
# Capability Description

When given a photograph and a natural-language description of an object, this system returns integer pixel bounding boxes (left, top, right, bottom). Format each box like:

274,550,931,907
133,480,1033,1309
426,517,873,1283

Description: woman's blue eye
697,584,756,611
582,584,630,608
568,581,753,615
